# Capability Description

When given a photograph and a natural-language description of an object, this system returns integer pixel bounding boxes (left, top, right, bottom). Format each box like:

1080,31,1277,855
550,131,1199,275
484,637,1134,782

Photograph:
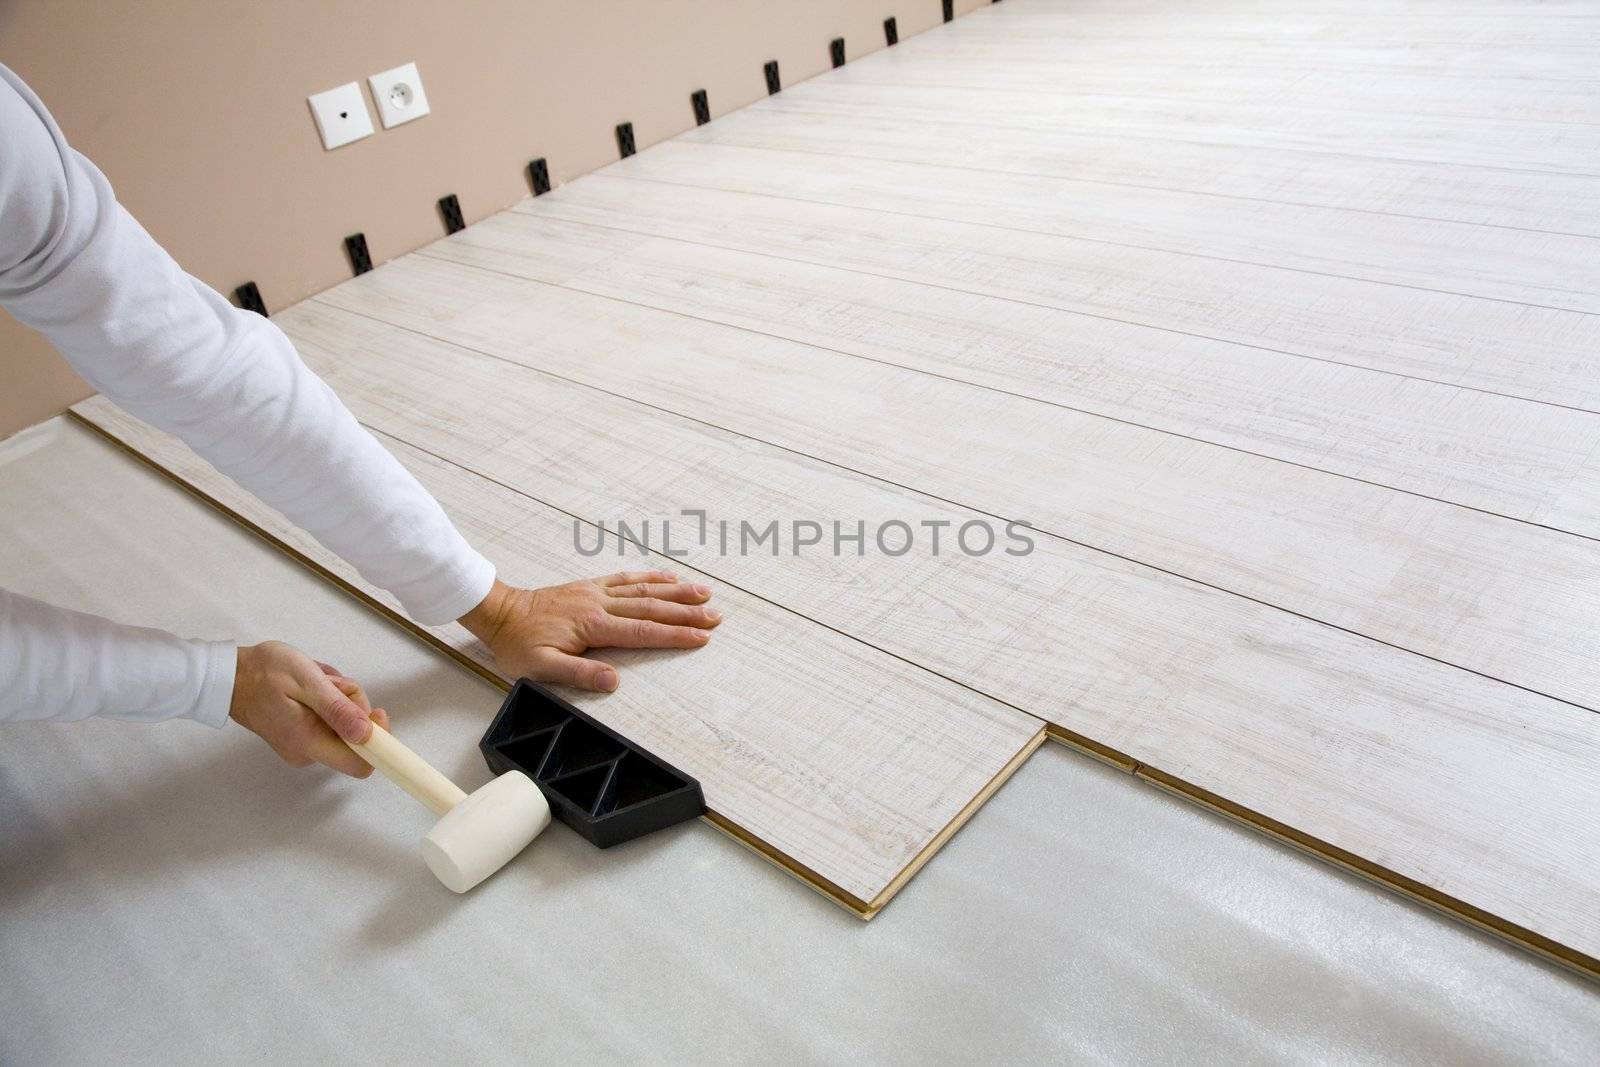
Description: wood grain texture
418,212,1600,531
682,105,1600,237
939,0,1600,49
754,79,1600,178
316,253,1600,711
593,137,1600,314
898,31,1598,82
71,0,1600,966
511,168,1600,411
828,45,1600,124
70,397,1044,910
80,301,1600,963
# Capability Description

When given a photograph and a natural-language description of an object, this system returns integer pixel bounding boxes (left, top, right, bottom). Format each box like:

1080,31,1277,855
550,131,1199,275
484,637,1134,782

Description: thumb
307,671,376,745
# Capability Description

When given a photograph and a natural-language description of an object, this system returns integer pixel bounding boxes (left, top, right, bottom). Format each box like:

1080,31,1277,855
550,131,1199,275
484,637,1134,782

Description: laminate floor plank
510,166,1600,412
840,55,1600,125
68,397,1045,912
755,79,1600,177
76,302,1600,965
69,0,1600,971
672,104,1600,313
882,11,1600,124
897,32,1600,72
415,213,1600,530
970,0,1600,39
683,105,1600,237
317,251,1600,711
861,12,1600,88
901,34,1600,81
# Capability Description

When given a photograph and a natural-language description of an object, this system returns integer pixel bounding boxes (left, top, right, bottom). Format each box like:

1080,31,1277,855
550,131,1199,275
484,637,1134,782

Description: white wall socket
307,81,374,150
368,62,430,129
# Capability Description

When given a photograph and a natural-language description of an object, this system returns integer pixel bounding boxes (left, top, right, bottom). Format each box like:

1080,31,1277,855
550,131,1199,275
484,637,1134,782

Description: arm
0,588,233,726
0,63,718,755
0,64,471,748
0,63,493,627
0,589,383,777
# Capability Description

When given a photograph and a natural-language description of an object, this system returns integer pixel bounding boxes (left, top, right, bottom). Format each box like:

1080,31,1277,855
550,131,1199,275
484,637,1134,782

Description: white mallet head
345,723,551,893
420,770,550,893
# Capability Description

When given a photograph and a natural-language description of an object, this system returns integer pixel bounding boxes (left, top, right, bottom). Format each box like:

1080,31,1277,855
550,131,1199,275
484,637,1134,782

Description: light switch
307,82,374,150
368,62,430,129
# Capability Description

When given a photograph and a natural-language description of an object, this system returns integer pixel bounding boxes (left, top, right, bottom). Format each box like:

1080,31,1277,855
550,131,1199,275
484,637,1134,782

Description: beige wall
0,0,985,438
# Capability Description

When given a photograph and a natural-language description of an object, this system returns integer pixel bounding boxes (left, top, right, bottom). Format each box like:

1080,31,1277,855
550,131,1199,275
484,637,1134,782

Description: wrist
459,579,511,645
229,643,258,728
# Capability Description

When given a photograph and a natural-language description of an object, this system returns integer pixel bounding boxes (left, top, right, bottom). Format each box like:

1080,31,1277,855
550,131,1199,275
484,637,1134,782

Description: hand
229,641,390,778
458,572,721,693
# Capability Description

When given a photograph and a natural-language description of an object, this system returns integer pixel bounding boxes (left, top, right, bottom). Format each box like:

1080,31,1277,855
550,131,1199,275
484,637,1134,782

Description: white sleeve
0,588,235,727
0,62,495,634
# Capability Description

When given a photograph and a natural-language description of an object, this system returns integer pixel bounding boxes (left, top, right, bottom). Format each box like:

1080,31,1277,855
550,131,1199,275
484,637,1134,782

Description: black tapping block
437,193,465,234
233,281,267,316
884,17,899,45
691,88,711,126
344,233,372,275
615,121,636,158
830,37,846,68
528,157,551,195
481,679,706,848
943,0,954,21
764,59,781,95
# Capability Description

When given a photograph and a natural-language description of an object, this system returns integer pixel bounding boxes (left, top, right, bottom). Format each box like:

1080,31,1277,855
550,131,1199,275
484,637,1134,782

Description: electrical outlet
368,62,430,129
307,82,374,150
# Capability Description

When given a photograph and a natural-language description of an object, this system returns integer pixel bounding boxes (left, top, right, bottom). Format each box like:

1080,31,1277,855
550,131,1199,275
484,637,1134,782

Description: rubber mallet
345,722,551,892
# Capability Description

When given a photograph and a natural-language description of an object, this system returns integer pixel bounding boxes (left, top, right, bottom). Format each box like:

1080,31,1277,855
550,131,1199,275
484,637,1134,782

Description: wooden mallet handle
346,722,467,816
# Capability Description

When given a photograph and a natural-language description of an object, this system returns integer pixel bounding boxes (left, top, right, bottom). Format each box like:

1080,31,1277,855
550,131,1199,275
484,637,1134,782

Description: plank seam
311,297,1600,721
1135,753,1600,981
354,421,1052,729
680,131,1600,240
864,725,1047,915
591,170,1600,318
510,193,1600,416
813,78,1600,136
66,407,1046,919
411,247,1600,541
752,95,1600,176
1039,727,1600,980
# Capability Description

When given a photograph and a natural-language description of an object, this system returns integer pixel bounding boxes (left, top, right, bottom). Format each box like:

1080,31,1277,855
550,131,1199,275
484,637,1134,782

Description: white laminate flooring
2,418,1597,1062
71,396,1043,912
68,0,1600,970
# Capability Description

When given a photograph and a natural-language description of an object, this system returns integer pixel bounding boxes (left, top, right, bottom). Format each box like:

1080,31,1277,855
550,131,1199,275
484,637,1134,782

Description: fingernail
694,584,712,597
705,608,722,623
694,629,711,641
598,669,619,692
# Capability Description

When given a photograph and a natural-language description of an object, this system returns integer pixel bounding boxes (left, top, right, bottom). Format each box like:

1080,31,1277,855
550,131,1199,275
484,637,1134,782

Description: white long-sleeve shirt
0,63,495,727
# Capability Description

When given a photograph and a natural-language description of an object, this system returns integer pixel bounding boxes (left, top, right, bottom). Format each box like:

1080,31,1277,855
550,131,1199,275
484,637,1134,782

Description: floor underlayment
74,0,1600,973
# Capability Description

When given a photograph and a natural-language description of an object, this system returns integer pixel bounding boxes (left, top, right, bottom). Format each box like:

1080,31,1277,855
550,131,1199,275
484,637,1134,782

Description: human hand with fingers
225,569,716,774
228,640,389,778
0,67,731,781
458,571,721,693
